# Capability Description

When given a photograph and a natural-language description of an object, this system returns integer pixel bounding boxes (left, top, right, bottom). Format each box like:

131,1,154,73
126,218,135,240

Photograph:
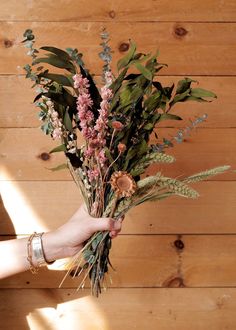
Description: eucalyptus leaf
41,122,53,135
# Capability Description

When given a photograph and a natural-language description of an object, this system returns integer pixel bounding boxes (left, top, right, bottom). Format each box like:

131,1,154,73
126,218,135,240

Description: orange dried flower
110,171,137,197
111,121,124,131
118,143,126,153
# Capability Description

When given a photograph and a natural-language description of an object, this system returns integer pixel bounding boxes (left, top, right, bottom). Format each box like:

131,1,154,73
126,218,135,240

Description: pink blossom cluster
73,74,113,182
73,74,95,140
93,86,113,166
87,168,100,183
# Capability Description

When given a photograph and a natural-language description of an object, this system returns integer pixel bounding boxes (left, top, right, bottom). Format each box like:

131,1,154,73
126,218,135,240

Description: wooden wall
0,1,236,329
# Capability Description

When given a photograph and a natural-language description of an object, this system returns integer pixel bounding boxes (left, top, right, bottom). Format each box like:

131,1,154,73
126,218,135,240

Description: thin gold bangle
40,233,55,265
27,232,39,274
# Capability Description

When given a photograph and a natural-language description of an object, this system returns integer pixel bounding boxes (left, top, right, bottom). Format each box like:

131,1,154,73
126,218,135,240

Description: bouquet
22,29,230,296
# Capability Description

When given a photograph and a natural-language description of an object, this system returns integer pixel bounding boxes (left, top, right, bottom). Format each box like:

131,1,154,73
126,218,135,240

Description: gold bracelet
27,232,40,274
27,232,55,274
40,233,55,265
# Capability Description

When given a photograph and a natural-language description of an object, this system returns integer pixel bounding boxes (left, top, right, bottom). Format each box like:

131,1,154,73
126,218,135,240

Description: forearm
0,237,30,279
0,232,64,279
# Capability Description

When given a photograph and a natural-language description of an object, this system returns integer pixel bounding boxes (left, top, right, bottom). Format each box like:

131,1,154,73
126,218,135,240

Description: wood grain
1,75,236,128
0,128,234,181
0,288,236,329
0,0,236,22
0,1,235,328
1,22,236,75
1,235,236,288
1,181,236,235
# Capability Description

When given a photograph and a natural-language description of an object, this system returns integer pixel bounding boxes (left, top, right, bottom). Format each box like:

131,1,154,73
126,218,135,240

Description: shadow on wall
0,194,16,238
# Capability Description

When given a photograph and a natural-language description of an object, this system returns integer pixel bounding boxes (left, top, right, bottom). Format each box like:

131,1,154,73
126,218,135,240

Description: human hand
42,204,123,262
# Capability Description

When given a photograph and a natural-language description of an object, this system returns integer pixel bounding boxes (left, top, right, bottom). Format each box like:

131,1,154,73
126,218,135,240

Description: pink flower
88,169,100,182
73,74,90,90
77,93,93,108
98,149,107,167
101,86,113,100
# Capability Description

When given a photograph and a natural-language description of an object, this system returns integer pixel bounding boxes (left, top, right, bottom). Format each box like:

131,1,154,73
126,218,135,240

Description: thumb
91,217,122,232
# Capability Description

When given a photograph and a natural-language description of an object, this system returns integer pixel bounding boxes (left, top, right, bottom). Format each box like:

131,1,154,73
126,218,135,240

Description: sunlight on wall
0,168,50,234
27,295,109,330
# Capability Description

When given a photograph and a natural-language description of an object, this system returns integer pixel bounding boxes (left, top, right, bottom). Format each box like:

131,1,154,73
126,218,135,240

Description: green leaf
169,89,190,106
64,108,73,132
144,91,161,112
40,46,71,62
134,62,153,80
110,67,128,95
47,163,68,171
117,41,136,71
176,77,197,94
49,144,67,154
143,123,154,130
38,72,73,87
44,88,76,108
160,113,182,121
190,88,217,99
32,55,76,74
184,96,208,103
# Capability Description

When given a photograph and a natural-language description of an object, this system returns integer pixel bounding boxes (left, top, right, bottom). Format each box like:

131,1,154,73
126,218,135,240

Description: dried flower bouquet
22,29,230,296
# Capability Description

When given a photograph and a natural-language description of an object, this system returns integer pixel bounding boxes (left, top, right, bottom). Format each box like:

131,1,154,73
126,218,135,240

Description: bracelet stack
27,232,54,274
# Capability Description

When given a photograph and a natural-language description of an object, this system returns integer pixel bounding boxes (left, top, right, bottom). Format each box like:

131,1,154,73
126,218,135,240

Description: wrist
41,231,62,262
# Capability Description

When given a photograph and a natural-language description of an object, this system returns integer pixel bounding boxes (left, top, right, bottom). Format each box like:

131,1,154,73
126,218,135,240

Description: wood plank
0,0,236,22
1,181,236,235
1,75,236,128
1,235,236,288
0,288,236,329
0,128,235,181
1,22,236,75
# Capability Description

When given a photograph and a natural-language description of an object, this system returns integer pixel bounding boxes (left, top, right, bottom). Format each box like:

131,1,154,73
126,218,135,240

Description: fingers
91,216,123,237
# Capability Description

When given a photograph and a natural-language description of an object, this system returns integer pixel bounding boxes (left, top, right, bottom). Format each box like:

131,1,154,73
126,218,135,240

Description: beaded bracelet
27,232,54,274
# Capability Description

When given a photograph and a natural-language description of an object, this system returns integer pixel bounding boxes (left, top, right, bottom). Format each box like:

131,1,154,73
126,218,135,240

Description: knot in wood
174,239,185,250
3,39,14,48
174,26,188,38
40,152,50,161
108,10,116,19
119,42,129,52
165,276,185,288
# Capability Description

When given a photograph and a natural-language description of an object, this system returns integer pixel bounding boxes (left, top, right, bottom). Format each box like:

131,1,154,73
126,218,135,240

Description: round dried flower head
112,121,124,131
89,139,101,149
118,143,126,153
110,171,137,197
